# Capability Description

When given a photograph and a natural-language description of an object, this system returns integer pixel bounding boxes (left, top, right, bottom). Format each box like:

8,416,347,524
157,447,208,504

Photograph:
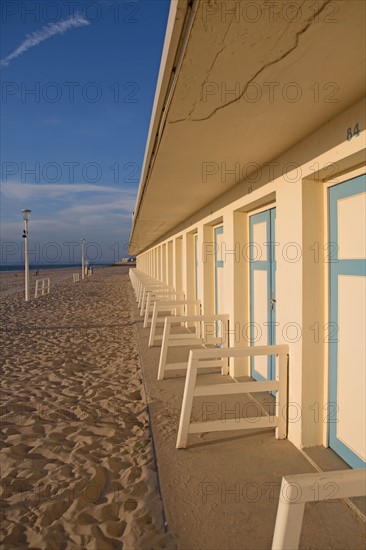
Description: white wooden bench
129,269,166,304
157,314,230,380
34,278,50,298
129,268,147,299
176,344,289,449
129,268,140,296
143,289,185,325
140,288,184,318
138,282,171,309
272,469,366,549
148,299,201,347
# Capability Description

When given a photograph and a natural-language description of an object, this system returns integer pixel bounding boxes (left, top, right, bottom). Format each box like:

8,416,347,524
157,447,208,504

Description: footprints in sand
128,389,142,401
1,269,175,549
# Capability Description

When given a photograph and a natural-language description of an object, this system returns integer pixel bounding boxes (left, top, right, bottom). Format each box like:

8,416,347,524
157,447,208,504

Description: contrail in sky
1,14,90,68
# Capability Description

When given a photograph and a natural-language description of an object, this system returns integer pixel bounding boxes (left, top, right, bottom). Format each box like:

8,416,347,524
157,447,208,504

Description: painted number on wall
346,123,360,141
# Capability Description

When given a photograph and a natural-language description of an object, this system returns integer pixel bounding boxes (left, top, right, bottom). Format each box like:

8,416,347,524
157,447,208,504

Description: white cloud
64,200,135,216
1,182,130,200
1,14,90,68
0,182,136,252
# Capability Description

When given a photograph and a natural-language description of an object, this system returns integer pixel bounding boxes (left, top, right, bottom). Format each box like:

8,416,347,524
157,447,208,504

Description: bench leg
157,318,170,380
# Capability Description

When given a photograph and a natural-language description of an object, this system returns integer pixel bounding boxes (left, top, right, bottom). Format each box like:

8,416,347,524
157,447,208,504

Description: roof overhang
129,0,366,254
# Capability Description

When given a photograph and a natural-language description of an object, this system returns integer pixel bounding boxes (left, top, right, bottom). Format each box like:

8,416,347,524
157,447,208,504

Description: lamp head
21,209,32,221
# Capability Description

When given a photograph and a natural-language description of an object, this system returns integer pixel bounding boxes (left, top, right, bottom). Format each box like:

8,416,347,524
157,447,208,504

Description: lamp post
81,238,85,280
21,209,32,302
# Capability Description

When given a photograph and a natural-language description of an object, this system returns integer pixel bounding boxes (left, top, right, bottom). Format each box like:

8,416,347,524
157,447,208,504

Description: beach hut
129,0,366,469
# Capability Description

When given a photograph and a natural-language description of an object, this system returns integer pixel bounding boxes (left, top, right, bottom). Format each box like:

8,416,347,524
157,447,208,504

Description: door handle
270,298,276,310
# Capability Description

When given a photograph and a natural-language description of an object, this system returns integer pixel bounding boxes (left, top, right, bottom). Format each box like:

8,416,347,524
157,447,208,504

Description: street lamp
81,238,85,280
21,209,32,302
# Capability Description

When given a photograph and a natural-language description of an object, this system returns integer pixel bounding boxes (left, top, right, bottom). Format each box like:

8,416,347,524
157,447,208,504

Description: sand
0,267,175,549
0,267,78,297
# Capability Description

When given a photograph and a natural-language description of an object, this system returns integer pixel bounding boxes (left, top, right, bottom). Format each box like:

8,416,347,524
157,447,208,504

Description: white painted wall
135,99,365,450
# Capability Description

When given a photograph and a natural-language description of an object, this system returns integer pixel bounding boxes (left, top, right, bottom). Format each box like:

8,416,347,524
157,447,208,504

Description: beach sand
0,267,84,297
0,267,175,549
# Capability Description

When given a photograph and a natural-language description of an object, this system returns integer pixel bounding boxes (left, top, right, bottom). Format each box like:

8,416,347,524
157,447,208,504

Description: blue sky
1,0,170,264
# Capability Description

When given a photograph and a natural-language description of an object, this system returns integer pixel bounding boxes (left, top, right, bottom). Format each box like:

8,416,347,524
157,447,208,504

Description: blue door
214,226,224,315
214,226,225,340
329,174,366,468
249,209,276,381
194,233,198,299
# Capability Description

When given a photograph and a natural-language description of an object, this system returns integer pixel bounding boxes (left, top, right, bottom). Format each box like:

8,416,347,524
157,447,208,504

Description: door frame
322,166,366,449
194,232,199,299
249,206,276,381
214,225,224,315
328,173,366,468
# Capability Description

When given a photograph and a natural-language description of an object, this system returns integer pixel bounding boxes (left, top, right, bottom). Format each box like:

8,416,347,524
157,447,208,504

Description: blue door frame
214,226,224,338
249,209,276,381
194,233,198,299
329,174,366,469
214,226,224,314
